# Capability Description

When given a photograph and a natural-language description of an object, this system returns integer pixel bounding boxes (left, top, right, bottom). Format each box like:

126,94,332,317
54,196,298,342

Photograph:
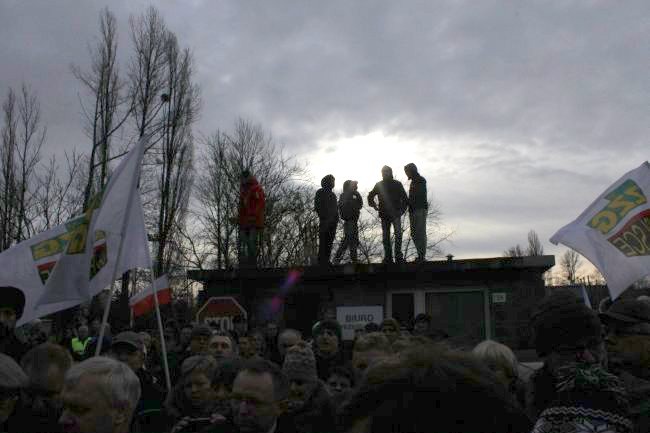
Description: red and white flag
130,275,171,318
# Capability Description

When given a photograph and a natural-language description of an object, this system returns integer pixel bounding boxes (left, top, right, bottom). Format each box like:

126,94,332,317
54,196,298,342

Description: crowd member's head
231,359,289,433
109,331,145,372
352,332,393,378
0,353,28,424
312,320,342,358
179,325,193,348
251,329,267,357
233,316,248,337
177,356,219,415
472,340,518,389
338,345,532,433
326,365,355,400
600,298,650,378
189,325,212,355
0,286,25,336
412,313,432,336
138,331,152,353
277,329,301,362
379,318,400,344
238,333,258,360
265,322,279,341
209,331,237,361
20,343,73,427
77,325,89,341
532,289,605,372
90,318,102,336
59,356,140,433
210,358,242,417
282,342,319,412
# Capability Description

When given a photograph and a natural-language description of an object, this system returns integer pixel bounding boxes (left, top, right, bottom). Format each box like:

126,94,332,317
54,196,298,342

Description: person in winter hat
237,169,265,268
404,163,427,263
333,180,363,264
314,174,338,266
525,289,634,433
282,341,336,433
0,286,28,362
367,166,408,264
601,298,650,433
311,320,345,381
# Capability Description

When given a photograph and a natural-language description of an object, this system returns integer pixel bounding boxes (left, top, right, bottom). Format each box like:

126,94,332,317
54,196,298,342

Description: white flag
0,137,151,325
551,162,650,300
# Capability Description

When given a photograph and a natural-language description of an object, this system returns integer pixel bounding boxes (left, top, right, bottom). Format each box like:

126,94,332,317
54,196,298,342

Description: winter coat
338,181,362,221
367,174,408,220
239,177,265,229
314,175,338,225
407,173,428,211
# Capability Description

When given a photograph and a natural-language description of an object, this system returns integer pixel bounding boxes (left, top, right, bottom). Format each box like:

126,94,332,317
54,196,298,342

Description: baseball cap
112,331,144,351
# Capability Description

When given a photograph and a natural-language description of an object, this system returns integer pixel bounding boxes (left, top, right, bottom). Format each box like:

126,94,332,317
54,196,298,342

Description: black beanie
0,286,26,320
531,289,602,357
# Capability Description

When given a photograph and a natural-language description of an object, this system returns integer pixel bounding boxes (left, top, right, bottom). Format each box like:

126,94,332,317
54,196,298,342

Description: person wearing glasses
600,298,650,433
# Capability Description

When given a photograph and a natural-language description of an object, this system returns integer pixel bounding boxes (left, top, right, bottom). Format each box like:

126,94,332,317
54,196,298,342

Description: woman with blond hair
472,339,526,408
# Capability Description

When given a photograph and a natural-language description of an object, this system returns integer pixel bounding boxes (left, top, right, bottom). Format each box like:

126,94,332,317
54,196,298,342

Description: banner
0,137,151,325
551,162,650,300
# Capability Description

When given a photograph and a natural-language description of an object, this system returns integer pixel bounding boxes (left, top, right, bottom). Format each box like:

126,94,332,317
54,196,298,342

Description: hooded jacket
367,166,408,220
239,176,265,228
314,175,338,225
404,163,428,211
338,181,363,221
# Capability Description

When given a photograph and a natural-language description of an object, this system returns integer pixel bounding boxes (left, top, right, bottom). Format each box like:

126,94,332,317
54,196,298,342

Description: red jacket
239,177,265,228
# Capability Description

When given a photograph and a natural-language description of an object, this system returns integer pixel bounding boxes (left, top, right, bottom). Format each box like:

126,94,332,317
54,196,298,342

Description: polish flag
130,275,171,318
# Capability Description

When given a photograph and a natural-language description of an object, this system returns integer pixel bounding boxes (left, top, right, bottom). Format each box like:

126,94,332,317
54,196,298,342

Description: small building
188,255,554,350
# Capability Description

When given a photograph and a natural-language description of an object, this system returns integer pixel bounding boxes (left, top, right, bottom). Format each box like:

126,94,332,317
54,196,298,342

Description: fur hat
532,289,602,357
283,341,317,382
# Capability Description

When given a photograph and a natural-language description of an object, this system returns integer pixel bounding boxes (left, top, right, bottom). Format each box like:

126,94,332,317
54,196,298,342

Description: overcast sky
1,1,648,277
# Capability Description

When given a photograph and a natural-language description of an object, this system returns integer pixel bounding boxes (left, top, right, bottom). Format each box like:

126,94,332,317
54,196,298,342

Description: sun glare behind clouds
308,131,421,195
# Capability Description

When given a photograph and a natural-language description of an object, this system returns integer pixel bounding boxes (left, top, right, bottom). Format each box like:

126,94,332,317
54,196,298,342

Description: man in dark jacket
333,180,362,264
0,286,28,362
404,163,428,263
367,166,408,264
314,174,337,266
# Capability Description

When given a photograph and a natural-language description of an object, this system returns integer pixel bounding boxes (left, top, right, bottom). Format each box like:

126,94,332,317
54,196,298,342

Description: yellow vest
71,337,90,355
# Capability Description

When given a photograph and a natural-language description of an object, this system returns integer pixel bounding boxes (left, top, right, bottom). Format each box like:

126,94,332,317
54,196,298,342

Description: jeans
409,208,427,260
381,216,403,263
318,221,337,265
334,220,359,263
240,227,258,268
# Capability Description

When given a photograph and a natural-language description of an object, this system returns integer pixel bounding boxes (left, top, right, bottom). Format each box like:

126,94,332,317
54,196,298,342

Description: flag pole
148,271,172,392
96,137,148,357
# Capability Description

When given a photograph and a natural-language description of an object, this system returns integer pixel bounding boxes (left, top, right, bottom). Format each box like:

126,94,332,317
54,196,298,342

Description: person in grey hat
601,298,650,432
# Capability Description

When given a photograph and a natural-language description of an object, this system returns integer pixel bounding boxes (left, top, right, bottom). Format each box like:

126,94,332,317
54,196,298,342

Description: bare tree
526,230,544,256
192,119,311,269
560,249,582,283
0,88,18,250
128,6,169,139
151,34,199,277
72,8,131,209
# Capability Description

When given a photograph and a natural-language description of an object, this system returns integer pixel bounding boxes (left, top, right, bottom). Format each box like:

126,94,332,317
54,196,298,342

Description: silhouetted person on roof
368,166,408,264
334,180,362,264
404,163,428,263
315,175,337,266
237,170,265,268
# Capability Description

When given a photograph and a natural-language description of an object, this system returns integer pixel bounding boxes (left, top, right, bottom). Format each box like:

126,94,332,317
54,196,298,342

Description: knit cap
312,320,342,342
283,341,317,382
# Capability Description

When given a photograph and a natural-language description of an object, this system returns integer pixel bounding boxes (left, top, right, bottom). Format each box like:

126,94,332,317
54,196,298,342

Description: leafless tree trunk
561,249,582,283
152,34,199,277
72,8,131,210
0,88,18,250
526,230,544,256
128,6,168,140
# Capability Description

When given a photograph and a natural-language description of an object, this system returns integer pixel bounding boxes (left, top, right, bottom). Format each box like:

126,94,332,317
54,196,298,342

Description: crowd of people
1,287,650,433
